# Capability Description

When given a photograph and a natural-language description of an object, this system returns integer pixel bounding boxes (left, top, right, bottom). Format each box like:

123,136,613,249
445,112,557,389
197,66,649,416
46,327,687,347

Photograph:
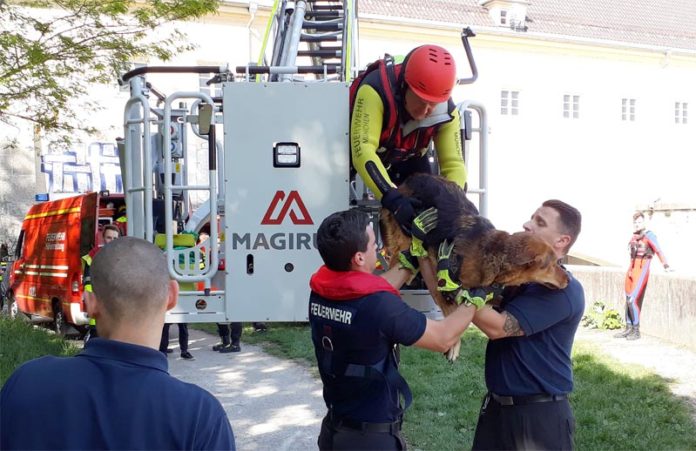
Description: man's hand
382,189,422,236
398,249,419,275
410,207,438,256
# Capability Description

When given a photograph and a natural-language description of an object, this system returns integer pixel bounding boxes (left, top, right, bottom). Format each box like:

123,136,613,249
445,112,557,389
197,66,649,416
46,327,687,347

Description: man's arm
472,306,525,340
412,303,476,352
351,85,394,199
433,108,467,189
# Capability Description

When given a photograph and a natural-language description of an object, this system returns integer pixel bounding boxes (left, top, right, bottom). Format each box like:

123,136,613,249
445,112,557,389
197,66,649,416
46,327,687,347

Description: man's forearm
473,306,524,339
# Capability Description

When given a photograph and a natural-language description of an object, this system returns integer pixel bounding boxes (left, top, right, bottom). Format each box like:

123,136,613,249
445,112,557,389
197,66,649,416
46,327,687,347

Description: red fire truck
7,192,125,335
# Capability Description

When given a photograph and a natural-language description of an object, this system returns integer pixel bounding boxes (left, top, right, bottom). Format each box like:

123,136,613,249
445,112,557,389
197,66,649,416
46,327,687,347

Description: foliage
0,0,219,144
0,317,78,385
581,300,623,330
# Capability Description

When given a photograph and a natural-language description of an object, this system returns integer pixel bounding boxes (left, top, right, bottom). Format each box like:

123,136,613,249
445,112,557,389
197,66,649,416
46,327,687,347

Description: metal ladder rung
304,10,342,18
297,49,342,57
308,4,344,10
300,32,341,42
302,21,342,31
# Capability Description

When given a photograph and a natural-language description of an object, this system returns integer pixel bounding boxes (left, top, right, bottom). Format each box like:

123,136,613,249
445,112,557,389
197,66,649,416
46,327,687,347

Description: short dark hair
542,199,582,251
91,237,170,322
316,210,371,271
633,211,644,221
102,224,120,237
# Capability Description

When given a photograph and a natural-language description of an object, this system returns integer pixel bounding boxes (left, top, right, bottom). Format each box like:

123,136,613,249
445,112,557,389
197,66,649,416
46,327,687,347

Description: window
563,94,580,119
622,98,636,121
501,90,519,115
500,10,507,25
675,102,688,124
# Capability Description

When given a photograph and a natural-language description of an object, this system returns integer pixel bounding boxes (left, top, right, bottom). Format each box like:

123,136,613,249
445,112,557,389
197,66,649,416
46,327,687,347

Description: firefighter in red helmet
350,44,466,234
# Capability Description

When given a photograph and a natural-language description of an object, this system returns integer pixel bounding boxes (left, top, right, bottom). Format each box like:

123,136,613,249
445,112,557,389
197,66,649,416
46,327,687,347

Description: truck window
15,231,24,259
80,217,95,257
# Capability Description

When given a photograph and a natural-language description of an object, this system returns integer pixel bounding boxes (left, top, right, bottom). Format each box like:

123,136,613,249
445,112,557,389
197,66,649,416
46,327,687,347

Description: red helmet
404,45,456,103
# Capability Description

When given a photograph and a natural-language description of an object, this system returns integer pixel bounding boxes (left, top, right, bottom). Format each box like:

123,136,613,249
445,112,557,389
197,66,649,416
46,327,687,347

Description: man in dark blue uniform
309,209,481,450
471,200,584,451
0,237,236,450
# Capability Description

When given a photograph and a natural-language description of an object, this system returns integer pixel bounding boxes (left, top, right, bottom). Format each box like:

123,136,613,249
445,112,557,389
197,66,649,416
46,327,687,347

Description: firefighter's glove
454,287,498,310
382,189,422,236
410,207,438,257
398,249,419,276
436,240,461,292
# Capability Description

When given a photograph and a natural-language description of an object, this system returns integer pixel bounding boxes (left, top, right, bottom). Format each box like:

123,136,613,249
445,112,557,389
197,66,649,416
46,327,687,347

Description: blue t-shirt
0,338,235,450
485,273,585,396
309,288,426,423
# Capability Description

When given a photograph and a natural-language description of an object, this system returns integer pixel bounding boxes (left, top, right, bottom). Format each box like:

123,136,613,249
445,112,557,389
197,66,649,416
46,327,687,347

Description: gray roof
359,0,696,51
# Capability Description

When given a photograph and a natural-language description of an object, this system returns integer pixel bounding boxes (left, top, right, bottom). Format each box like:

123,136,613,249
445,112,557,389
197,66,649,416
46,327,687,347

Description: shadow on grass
0,317,78,386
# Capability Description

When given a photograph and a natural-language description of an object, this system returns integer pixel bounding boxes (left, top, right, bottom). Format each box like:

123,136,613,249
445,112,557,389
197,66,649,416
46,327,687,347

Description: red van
7,192,125,335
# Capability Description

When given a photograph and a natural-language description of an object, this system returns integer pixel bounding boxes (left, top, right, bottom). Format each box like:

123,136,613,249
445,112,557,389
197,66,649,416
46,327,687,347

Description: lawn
4,319,695,450
197,322,696,451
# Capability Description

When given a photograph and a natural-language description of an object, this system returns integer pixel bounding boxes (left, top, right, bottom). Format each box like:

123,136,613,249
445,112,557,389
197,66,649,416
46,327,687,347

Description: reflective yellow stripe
24,206,80,220
15,294,52,304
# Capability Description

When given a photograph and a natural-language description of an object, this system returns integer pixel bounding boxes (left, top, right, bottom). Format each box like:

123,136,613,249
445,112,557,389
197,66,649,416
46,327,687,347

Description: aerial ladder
118,1,487,323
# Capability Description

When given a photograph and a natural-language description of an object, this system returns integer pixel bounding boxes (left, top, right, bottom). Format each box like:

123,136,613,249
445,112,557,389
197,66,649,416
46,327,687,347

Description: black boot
626,325,641,340
219,343,241,353
212,335,230,351
614,325,633,338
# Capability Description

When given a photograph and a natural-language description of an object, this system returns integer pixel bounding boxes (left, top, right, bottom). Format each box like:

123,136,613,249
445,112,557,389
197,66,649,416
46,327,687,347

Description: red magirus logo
261,191,313,225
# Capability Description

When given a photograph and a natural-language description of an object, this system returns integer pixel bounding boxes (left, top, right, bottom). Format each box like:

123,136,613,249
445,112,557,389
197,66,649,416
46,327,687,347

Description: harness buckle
321,336,334,351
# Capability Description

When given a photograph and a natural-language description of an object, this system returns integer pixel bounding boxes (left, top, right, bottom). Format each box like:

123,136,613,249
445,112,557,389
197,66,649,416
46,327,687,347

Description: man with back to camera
471,200,584,451
309,209,490,450
1,237,236,450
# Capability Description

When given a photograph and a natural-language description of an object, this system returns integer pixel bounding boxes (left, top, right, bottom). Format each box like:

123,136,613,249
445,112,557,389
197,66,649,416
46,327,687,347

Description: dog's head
495,232,569,289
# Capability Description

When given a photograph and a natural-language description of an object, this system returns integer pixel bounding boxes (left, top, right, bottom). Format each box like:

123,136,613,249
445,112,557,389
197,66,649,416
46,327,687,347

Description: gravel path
165,328,325,451
165,326,696,449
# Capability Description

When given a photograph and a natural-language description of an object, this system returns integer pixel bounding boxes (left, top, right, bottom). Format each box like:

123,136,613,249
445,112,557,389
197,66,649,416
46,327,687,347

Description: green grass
197,322,696,451
0,317,78,386
5,320,695,450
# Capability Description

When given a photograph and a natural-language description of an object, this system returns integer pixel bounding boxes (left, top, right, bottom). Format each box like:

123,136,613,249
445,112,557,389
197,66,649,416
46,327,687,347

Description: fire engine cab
7,192,126,334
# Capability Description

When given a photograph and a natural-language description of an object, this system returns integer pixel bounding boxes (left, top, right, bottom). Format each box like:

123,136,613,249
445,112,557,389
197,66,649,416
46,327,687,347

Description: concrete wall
0,140,36,252
568,265,696,351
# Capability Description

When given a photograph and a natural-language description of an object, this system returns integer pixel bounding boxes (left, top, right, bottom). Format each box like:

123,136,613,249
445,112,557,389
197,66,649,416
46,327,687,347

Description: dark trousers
159,323,189,353
317,414,405,450
217,322,242,346
472,393,575,450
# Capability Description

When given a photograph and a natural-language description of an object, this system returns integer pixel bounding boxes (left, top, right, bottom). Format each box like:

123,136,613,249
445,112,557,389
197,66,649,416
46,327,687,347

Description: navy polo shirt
309,289,427,423
484,273,585,396
0,338,235,450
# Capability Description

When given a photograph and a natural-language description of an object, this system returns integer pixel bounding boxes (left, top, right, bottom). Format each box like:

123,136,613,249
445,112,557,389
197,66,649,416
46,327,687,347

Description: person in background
1,237,236,450
82,224,121,341
160,322,194,360
471,200,584,451
615,211,672,341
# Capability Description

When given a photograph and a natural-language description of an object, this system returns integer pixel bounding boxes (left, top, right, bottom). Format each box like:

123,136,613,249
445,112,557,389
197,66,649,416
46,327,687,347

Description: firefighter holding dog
309,209,487,450
350,44,466,234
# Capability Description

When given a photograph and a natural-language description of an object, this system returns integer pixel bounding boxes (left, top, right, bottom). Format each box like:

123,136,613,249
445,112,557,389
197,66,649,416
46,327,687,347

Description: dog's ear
506,233,541,266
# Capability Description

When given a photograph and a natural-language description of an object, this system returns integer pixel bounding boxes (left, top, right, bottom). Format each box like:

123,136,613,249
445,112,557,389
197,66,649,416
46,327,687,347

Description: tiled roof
358,0,696,51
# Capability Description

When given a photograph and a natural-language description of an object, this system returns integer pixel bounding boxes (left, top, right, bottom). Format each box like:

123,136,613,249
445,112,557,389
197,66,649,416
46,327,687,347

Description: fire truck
118,0,489,324
6,192,126,334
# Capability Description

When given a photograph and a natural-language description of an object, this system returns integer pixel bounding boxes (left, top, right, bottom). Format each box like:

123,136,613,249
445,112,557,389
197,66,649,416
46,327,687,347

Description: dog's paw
444,340,462,363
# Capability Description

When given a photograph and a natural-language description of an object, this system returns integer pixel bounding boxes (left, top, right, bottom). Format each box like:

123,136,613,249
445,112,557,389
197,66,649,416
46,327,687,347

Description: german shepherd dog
381,174,568,360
